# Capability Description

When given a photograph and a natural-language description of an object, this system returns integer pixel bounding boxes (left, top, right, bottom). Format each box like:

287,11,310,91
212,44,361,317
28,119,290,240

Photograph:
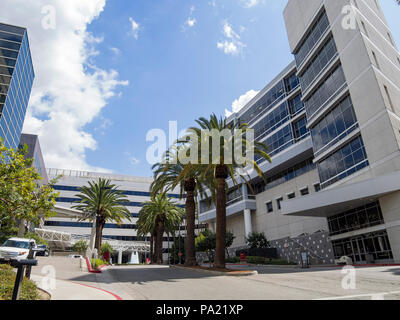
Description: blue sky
3,0,399,177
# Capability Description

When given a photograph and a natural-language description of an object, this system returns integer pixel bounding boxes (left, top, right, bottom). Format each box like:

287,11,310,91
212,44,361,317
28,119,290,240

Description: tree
72,178,131,252
137,193,184,264
189,114,271,269
246,232,269,249
195,230,235,266
0,140,58,242
151,145,209,267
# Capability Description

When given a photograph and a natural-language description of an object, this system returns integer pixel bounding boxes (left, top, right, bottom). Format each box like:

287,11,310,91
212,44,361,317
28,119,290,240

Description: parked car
36,244,49,257
335,256,353,265
0,238,37,261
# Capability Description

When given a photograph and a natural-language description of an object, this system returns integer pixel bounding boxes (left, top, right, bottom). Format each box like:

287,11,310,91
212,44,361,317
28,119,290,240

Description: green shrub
91,258,107,270
0,264,39,300
72,241,88,255
100,242,114,256
226,257,240,263
24,232,48,246
245,256,297,265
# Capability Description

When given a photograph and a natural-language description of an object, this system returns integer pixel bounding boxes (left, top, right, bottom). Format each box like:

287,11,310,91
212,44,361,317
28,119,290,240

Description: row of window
305,64,347,120
238,80,286,125
251,158,316,195
0,65,14,77
318,135,369,188
52,185,181,199
0,56,17,68
311,95,359,155
294,10,330,67
328,202,384,236
265,183,321,213
0,47,19,60
0,24,25,36
0,30,24,43
55,197,185,209
253,93,305,143
0,39,21,52
300,35,338,92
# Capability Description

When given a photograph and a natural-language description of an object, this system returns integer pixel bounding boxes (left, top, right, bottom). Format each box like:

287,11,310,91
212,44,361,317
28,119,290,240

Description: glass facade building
0,22,34,150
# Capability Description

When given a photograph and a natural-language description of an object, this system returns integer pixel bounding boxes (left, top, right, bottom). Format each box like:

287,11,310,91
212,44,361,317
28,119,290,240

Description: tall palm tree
151,146,210,267
137,192,184,264
72,178,131,252
189,114,272,269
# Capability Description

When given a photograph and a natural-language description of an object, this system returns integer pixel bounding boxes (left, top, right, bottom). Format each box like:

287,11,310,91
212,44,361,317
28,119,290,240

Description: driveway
85,264,400,300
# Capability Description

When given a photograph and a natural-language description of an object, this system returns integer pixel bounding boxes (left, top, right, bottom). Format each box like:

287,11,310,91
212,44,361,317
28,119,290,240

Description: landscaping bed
173,264,258,276
226,256,297,266
0,264,42,300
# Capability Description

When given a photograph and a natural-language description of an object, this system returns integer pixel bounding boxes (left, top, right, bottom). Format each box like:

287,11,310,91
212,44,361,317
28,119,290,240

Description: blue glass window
295,10,330,66
299,36,338,91
318,135,369,188
311,95,358,156
253,102,290,141
305,64,347,120
288,94,304,116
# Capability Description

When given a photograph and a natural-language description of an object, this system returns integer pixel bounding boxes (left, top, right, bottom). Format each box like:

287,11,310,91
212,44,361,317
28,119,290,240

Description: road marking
315,290,400,300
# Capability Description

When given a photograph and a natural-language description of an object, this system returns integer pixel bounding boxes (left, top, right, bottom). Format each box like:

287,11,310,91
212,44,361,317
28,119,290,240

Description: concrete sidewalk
31,274,122,300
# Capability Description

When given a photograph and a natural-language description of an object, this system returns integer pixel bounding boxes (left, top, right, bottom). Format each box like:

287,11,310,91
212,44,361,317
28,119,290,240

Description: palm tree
72,178,131,252
137,192,184,264
151,146,210,267
189,114,272,269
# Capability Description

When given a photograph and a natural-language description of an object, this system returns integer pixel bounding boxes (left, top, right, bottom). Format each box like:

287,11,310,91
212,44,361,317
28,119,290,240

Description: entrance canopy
282,171,400,218
35,228,73,250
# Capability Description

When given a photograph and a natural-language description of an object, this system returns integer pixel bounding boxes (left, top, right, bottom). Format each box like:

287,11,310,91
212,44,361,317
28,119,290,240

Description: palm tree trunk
150,234,154,263
95,215,105,254
215,164,228,269
184,179,196,267
155,220,164,264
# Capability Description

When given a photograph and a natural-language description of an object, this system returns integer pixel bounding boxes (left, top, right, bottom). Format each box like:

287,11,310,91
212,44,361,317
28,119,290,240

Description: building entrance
332,231,393,264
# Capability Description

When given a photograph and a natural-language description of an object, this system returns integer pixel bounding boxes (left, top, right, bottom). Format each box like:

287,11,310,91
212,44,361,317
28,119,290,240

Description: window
372,51,380,69
387,32,394,46
288,93,304,116
318,135,369,188
300,188,309,196
293,116,309,141
384,85,395,112
294,11,330,66
287,192,296,199
266,202,273,213
311,95,359,156
314,183,321,192
276,198,283,210
299,36,338,91
305,64,347,120
361,21,368,37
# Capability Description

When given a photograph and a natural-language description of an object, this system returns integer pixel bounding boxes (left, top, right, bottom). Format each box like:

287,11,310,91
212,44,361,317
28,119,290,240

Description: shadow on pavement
69,265,221,285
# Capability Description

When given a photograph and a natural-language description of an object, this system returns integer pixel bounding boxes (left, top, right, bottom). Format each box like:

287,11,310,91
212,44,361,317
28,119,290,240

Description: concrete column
244,209,252,237
118,250,123,265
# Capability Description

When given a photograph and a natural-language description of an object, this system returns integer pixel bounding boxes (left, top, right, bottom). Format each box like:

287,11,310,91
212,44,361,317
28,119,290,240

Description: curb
36,287,51,300
73,282,123,300
85,257,109,273
171,265,258,277
226,263,299,269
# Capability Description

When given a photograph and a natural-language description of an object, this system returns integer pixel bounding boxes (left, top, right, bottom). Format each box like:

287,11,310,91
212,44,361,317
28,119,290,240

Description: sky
0,0,399,177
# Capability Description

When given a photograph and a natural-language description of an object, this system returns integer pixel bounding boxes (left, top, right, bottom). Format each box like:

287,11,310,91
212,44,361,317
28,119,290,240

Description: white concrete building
45,168,205,264
199,0,400,265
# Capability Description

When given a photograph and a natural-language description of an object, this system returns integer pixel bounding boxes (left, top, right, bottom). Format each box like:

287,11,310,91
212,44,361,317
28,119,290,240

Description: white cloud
0,0,129,172
239,0,262,8
186,17,197,28
109,47,121,55
225,89,260,117
217,22,246,56
129,157,140,166
129,17,140,39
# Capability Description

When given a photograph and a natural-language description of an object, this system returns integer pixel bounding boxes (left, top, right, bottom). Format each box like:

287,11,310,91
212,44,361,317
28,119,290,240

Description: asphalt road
31,257,400,300
96,264,400,300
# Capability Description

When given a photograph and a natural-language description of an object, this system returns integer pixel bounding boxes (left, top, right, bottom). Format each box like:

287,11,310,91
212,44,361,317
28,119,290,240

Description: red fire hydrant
240,252,246,263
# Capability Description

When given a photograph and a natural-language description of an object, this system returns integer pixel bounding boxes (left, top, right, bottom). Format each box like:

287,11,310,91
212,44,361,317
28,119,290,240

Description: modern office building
0,22,34,150
17,134,49,234
199,0,400,265
45,168,206,263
